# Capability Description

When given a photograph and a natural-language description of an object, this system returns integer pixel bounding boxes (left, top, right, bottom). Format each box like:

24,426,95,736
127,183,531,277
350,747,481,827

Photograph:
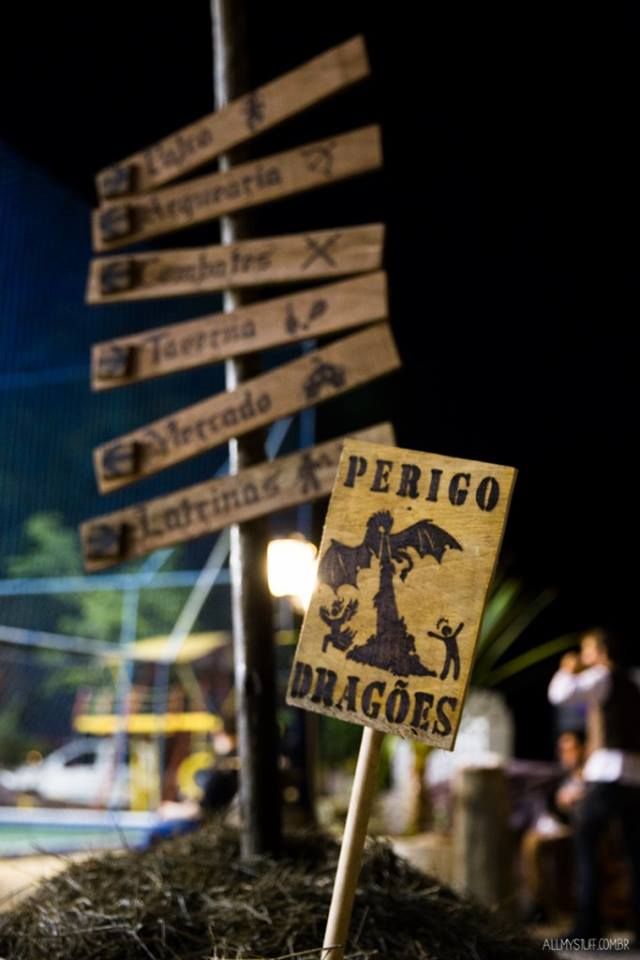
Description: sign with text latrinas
287,440,517,749
93,126,382,251
81,423,394,571
96,36,369,198
86,224,384,304
91,272,387,390
93,323,400,494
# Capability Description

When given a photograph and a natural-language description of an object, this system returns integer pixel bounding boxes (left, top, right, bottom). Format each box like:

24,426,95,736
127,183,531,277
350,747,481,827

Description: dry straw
0,823,543,960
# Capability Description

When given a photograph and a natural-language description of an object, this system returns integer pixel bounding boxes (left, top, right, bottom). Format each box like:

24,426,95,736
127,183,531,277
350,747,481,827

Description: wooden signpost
81,423,394,571
86,224,384,304
286,438,517,958
82,21,422,871
93,323,400,494
95,35,370,198
91,271,388,390
92,126,382,251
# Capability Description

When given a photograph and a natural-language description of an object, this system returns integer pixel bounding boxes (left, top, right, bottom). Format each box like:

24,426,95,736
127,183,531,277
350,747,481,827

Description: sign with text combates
287,440,517,749
86,224,384,304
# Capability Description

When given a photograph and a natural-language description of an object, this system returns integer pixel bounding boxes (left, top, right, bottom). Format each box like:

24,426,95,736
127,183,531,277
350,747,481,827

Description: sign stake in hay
287,438,517,959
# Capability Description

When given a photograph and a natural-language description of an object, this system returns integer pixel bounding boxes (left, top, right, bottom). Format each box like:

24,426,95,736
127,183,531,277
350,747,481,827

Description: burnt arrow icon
85,523,124,560
95,345,134,380
99,259,134,295
99,205,133,242
100,164,134,199
101,442,140,480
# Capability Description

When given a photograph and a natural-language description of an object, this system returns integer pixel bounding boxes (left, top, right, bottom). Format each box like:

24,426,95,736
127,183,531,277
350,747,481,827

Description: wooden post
211,0,281,857
451,765,514,914
321,726,384,960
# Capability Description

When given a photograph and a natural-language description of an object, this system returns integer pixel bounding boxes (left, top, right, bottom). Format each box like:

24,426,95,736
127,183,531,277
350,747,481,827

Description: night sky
2,2,637,757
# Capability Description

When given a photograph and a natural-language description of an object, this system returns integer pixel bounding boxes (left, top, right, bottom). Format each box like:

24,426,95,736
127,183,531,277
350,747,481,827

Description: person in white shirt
548,627,640,941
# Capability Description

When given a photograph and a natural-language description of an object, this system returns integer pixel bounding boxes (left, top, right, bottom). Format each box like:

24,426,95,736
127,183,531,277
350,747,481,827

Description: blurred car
0,737,129,807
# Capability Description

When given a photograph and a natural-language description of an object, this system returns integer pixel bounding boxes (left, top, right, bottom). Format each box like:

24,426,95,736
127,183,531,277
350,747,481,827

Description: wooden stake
321,726,384,960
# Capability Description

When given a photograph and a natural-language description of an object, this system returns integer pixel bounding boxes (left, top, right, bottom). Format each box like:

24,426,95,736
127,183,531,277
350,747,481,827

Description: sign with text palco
93,125,382,251
91,272,387,390
93,323,400,494
81,423,395,572
287,440,517,749
86,224,384,304
96,36,370,198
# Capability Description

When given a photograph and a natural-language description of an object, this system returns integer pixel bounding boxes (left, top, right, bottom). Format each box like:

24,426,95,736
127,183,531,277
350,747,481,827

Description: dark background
1,1,637,757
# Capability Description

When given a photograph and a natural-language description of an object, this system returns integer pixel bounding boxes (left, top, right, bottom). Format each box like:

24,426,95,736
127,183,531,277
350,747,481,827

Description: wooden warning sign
93,323,401,494
86,224,384,304
81,423,395,572
96,36,370,199
91,272,388,390
92,126,382,252
287,439,517,749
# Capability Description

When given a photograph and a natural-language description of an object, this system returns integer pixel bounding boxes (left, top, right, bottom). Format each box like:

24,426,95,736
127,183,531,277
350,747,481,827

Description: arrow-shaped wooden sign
86,224,384,304
81,423,395,571
95,36,370,199
92,125,382,252
93,322,401,494
91,272,388,390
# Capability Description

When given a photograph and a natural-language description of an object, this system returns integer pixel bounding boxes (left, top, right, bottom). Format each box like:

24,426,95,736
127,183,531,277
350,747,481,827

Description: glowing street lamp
267,536,318,612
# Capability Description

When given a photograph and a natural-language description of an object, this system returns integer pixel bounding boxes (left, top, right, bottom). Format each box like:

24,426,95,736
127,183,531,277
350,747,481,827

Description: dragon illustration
318,511,462,676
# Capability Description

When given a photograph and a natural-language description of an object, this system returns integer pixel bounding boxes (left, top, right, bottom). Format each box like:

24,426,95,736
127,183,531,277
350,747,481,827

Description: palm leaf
472,587,557,685
476,578,523,654
482,634,577,686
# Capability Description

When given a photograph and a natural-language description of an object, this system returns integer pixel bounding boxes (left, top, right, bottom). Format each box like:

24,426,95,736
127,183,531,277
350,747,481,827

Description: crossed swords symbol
301,233,341,270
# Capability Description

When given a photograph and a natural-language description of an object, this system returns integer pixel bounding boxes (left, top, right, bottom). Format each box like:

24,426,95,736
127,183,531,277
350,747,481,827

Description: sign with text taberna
287,439,517,749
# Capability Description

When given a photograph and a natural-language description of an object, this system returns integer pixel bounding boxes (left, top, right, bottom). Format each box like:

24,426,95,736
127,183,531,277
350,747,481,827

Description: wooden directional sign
91,272,388,390
92,126,382,252
86,224,384,304
93,323,401,494
81,423,395,572
287,440,517,749
95,36,370,199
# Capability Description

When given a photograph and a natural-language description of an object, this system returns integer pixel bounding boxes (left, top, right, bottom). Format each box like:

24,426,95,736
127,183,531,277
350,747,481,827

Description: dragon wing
390,519,462,564
318,538,373,592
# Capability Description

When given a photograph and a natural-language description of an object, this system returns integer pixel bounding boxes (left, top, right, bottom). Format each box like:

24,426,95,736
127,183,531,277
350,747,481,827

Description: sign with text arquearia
93,125,381,252
287,440,517,749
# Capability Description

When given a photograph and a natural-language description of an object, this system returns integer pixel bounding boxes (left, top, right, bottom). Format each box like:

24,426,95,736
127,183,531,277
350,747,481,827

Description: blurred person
548,628,640,941
521,729,586,921
146,730,238,846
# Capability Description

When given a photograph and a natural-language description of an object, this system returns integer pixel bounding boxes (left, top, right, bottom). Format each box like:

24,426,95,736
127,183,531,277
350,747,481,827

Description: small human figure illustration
427,617,464,680
319,597,358,653
243,91,266,131
296,450,333,495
